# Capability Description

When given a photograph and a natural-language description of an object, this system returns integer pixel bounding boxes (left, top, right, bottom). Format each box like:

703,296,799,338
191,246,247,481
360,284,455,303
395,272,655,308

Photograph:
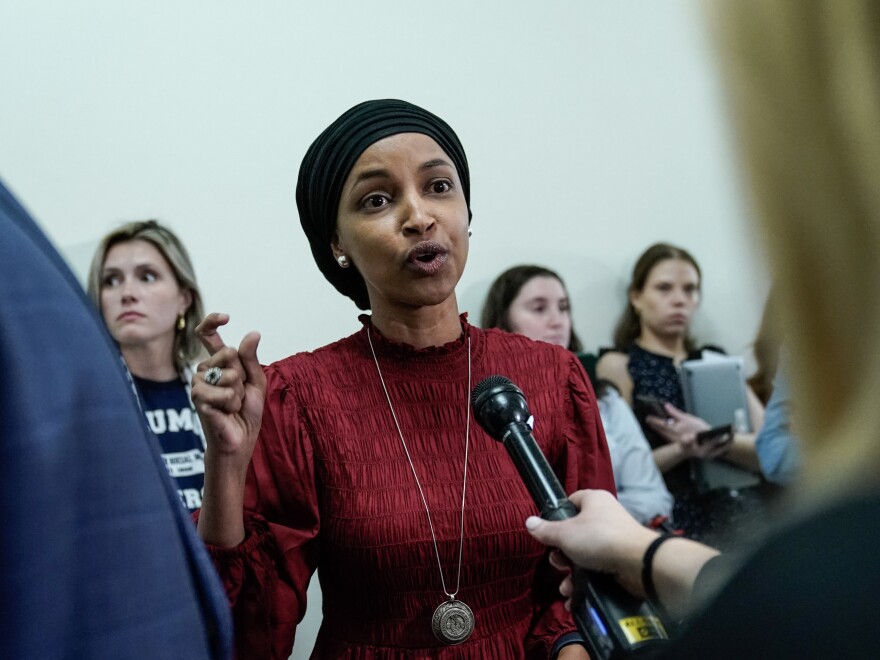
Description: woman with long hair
597,242,765,545
88,220,207,511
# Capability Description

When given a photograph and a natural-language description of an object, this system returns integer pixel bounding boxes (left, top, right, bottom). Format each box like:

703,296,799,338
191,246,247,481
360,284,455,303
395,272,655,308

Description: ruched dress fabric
204,316,615,659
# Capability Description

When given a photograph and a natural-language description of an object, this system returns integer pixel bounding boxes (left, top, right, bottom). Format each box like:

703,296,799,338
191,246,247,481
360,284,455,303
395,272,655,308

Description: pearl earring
337,255,350,268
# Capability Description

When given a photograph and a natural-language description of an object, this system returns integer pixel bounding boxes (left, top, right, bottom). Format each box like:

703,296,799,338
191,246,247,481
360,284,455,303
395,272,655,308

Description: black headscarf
296,99,472,310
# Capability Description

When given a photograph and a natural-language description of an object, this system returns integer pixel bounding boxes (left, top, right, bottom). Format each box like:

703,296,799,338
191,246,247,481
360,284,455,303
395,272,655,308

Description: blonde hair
747,286,782,406
87,220,205,374
718,0,880,495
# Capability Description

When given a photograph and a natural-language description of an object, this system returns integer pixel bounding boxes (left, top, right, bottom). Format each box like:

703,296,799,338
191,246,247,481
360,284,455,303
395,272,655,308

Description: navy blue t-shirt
133,375,205,512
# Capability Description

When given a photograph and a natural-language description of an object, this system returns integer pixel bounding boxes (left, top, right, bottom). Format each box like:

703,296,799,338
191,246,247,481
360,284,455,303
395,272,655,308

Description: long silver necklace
366,325,475,645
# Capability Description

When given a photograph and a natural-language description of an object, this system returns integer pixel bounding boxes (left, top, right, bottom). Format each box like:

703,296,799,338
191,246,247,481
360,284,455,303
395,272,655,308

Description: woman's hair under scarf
296,99,472,310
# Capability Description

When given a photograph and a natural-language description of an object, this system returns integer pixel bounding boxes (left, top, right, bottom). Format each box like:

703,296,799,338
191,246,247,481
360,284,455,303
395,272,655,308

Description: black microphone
472,375,668,660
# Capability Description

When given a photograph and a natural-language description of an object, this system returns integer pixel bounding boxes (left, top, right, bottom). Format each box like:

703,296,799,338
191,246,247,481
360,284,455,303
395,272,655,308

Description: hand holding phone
635,394,669,420
696,424,734,448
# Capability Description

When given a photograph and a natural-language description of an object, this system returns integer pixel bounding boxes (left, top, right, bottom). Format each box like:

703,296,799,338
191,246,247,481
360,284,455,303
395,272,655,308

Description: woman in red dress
191,100,614,659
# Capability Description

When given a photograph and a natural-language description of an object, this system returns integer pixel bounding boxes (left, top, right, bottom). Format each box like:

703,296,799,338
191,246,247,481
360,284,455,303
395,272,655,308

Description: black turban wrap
296,99,471,310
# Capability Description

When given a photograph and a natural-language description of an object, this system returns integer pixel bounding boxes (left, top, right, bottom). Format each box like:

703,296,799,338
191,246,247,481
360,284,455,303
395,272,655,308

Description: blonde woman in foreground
527,2,880,657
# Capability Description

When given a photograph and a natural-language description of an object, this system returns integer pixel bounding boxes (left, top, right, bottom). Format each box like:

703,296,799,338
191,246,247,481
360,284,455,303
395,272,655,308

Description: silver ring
204,366,222,386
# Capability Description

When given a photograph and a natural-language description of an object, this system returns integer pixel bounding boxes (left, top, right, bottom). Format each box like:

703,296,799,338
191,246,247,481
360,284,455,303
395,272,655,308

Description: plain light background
0,1,769,656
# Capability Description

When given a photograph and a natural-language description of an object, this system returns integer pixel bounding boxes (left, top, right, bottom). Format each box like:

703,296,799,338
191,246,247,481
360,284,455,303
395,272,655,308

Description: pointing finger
196,312,230,356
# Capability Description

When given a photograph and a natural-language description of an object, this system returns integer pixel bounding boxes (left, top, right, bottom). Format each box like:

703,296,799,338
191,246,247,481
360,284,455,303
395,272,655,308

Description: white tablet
679,356,751,432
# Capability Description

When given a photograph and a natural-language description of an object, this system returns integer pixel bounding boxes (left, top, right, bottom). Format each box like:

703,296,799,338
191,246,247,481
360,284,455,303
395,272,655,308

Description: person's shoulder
478,327,584,387
265,331,363,383
764,491,880,554
596,348,630,374
716,492,880,607
687,491,880,658
479,325,528,346
480,325,542,349
480,326,573,363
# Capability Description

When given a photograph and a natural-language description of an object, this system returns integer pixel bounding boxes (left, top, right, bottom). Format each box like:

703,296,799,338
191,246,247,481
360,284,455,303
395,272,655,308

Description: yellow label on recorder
618,615,668,643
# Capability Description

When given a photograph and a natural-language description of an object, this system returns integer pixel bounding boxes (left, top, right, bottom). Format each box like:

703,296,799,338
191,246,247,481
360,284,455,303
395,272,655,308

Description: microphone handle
501,422,577,518
502,423,668,659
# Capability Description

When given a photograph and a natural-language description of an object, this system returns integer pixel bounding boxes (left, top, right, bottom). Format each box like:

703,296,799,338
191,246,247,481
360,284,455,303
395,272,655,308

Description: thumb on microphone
525,489,651,576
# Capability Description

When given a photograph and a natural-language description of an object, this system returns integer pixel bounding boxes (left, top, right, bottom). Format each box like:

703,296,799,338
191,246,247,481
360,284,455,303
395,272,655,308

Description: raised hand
191,312,266,547
192,313,266,460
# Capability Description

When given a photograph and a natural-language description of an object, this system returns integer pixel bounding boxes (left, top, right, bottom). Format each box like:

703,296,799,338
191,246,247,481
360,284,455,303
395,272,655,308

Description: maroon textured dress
206,316,615,659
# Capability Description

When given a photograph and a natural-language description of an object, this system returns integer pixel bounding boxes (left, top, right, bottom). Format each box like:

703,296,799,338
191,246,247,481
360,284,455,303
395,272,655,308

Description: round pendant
432,599,475,645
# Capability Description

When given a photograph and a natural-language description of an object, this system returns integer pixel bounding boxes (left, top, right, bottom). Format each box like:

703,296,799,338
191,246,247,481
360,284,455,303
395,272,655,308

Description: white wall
0,1,770,656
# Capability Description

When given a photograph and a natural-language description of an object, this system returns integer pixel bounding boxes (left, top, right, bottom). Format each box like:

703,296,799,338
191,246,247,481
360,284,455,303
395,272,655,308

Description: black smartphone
635,394,668,419
696,424,734,447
